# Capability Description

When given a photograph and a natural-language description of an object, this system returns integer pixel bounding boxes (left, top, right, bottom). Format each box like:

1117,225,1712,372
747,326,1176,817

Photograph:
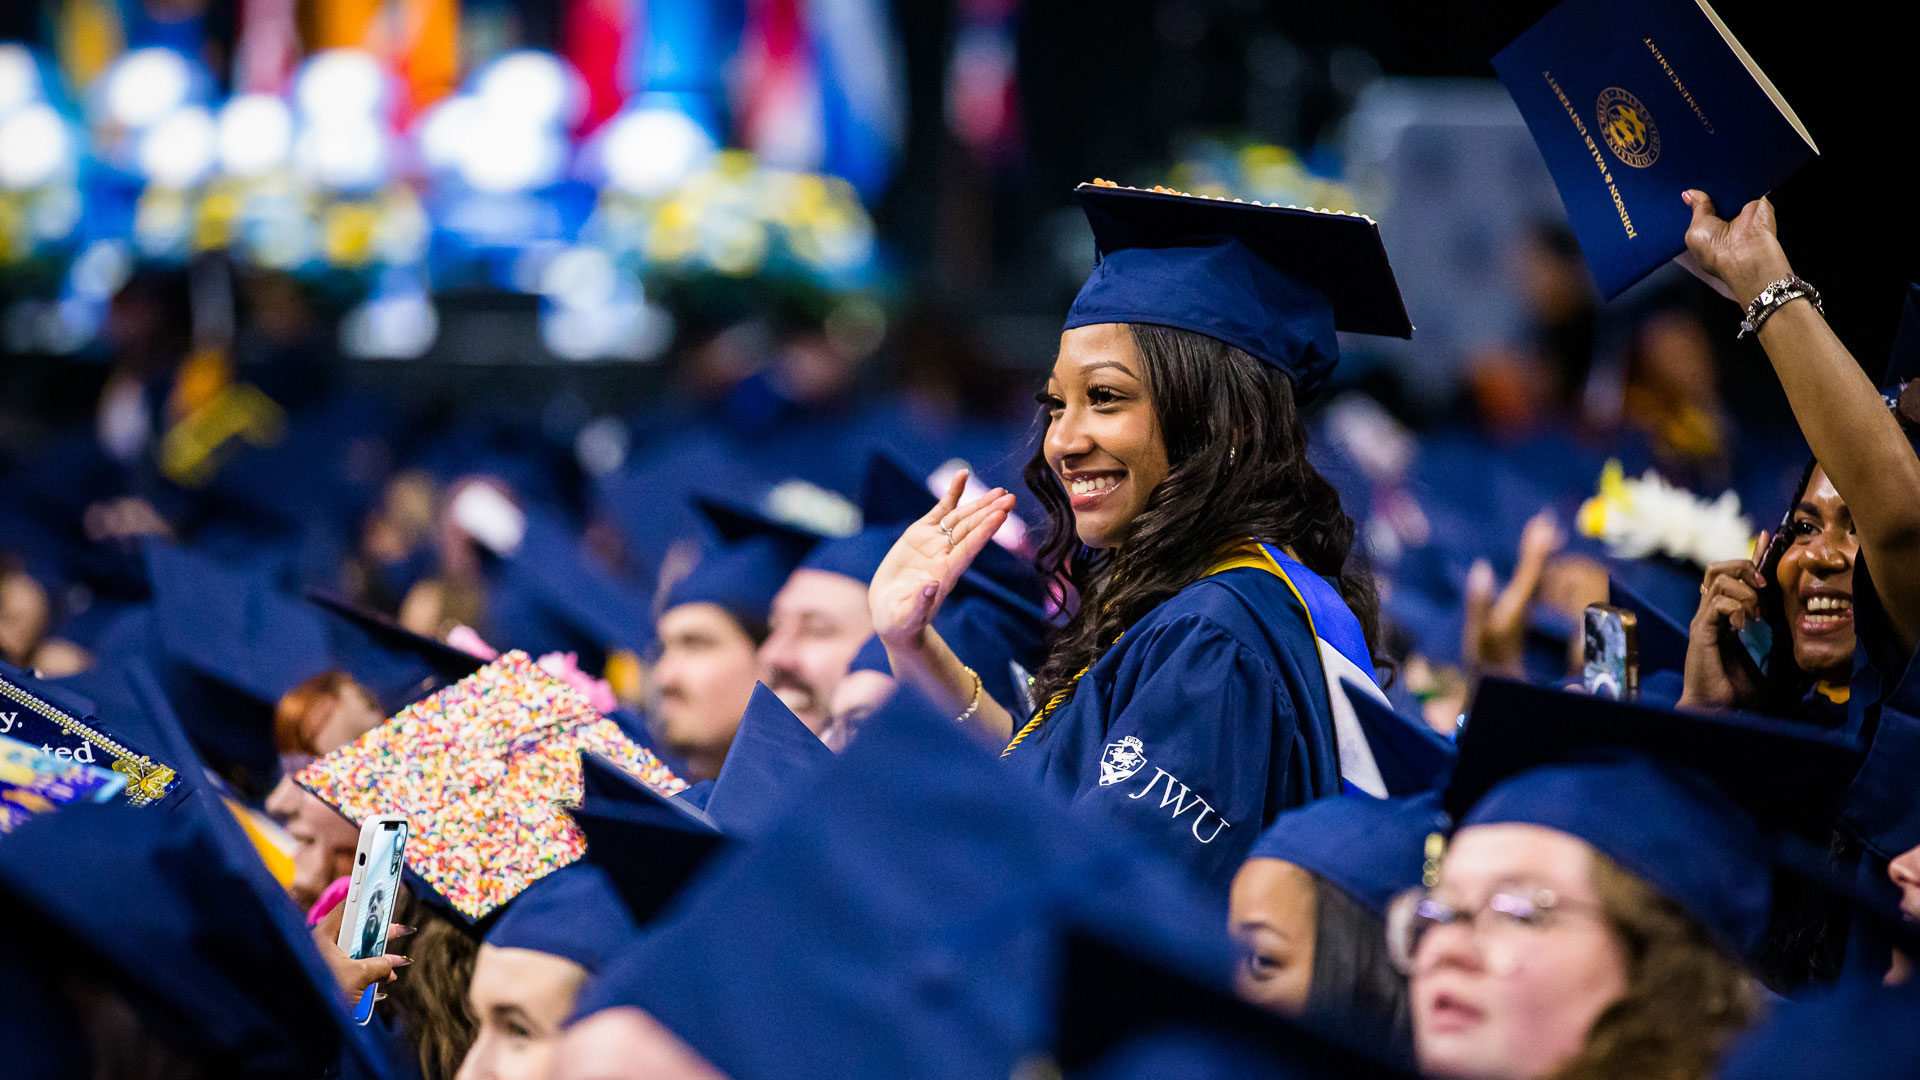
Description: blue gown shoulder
1006,567,1343,890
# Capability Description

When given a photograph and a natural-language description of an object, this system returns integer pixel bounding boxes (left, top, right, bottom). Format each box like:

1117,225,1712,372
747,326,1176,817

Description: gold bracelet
954,666,983,725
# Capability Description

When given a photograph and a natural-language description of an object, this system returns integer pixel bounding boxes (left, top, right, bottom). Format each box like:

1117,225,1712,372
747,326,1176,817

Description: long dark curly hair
1022,323,1383,712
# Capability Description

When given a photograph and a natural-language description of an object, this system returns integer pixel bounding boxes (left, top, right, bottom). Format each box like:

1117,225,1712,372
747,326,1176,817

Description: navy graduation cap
493,509,653,668
482,862,637,975
0,697,399,1080
571,685,1230,1080
701,682,833,838
306,590,486,715
1051,932,1416,1080
146,543,334,794
1246,792,1450,918
661,493,828,629
570,754,728,926
1447,678,1861,958
1066,182,1412,401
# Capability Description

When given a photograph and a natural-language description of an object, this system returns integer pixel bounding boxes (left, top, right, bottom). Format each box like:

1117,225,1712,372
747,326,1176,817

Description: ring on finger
939,523,956,546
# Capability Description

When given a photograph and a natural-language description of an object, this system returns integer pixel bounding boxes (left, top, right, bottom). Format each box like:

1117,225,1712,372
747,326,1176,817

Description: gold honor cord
0,678,177,806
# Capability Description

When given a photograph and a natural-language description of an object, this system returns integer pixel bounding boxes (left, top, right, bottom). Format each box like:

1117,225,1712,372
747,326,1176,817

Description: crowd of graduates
2,165,1919,1080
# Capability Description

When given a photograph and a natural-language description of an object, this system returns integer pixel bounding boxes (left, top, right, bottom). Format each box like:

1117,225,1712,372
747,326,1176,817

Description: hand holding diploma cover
1493,0,1817,298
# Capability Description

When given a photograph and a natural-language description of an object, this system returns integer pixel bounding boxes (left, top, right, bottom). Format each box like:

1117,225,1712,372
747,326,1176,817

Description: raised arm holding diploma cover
1493,0,1817,298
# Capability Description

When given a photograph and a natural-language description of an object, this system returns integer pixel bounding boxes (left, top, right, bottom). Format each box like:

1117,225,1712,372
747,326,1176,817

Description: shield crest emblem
1099,736,1147,787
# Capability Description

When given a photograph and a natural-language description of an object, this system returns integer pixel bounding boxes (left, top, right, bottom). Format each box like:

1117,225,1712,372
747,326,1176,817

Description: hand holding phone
335,815,409,1024
1582,604,1639,701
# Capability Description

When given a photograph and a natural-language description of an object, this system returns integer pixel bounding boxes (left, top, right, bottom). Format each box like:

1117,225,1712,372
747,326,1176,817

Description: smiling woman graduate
870,182,1416,888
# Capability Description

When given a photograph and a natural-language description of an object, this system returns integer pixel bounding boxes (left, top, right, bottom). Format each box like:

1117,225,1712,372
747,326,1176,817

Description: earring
1228,446,1237,466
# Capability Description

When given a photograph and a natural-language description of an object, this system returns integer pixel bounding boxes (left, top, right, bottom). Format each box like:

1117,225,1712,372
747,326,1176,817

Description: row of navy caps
8,612,1920,1080
8,441,1050,806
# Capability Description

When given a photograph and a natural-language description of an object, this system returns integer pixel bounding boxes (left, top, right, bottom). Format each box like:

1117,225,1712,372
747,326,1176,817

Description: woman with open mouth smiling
867,180,1421,888
1680,461,1859,724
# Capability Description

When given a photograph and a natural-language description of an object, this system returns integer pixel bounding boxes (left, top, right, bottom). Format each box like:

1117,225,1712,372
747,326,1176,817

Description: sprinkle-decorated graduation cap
297,651,686,922
1246,792,1450,918
482,862,638,975
306,590,486,716
0,791,399,1079
1065,182,1412,401
1446,677,1860,958
1050,931,1417,1079
570,686,1229,1079
146,542,335,795
701,683,833,838
661,493,829,630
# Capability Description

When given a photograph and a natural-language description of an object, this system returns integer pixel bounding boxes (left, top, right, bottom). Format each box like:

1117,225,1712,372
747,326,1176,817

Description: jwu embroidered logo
1098,736,1147,786
1597,86,1660,168
1128,768,1232,844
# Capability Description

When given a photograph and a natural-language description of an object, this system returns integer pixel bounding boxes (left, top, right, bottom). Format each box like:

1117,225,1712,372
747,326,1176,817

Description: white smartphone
336,814,409,1025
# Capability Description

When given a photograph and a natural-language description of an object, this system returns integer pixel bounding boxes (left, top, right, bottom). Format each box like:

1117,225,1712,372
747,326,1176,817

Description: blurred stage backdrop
0,1,1912,434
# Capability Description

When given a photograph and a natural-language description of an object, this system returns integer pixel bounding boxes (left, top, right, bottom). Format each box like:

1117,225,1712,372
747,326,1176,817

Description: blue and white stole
1218,543,1390,798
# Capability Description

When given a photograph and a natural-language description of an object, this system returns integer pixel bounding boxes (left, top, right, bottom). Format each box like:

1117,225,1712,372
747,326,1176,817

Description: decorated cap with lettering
297,650,685,922
1065,181,1412,401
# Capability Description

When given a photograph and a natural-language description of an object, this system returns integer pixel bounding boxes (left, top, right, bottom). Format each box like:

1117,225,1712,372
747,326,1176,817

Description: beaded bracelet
954,666,983,725
1738,275,1822,339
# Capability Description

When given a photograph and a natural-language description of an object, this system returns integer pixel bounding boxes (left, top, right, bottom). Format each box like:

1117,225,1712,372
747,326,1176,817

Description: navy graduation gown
1004,563,1347,890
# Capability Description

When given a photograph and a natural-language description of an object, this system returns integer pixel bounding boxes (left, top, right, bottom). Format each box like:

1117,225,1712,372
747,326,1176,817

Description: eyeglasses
1386,886,1607,975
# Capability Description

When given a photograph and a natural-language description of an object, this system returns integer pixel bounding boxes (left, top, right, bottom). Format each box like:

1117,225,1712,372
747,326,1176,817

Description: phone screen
348,820,408,961
1581,605,1638,701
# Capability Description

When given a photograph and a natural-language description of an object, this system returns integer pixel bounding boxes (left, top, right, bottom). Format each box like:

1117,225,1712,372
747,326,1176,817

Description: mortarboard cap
5,659,183,808
796,526,899,586
144,543,334,793
578,751,720,834
1052,932,1416,1079
0,802,399,1079
482,862,638,975
1343,682,1456,796
306,590,486,715
660,494,827,629
1246,792,1449,918
701,683,832,838
571,685,1230,1079
297,651,686,922
0,673,401,1080
1066,182,1411,401
491,509,654,668
571,756,729,928
1448,678,1860,957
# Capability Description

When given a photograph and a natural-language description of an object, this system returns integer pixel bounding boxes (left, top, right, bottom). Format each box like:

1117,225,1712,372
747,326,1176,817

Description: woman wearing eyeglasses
1392,752,1772,1080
